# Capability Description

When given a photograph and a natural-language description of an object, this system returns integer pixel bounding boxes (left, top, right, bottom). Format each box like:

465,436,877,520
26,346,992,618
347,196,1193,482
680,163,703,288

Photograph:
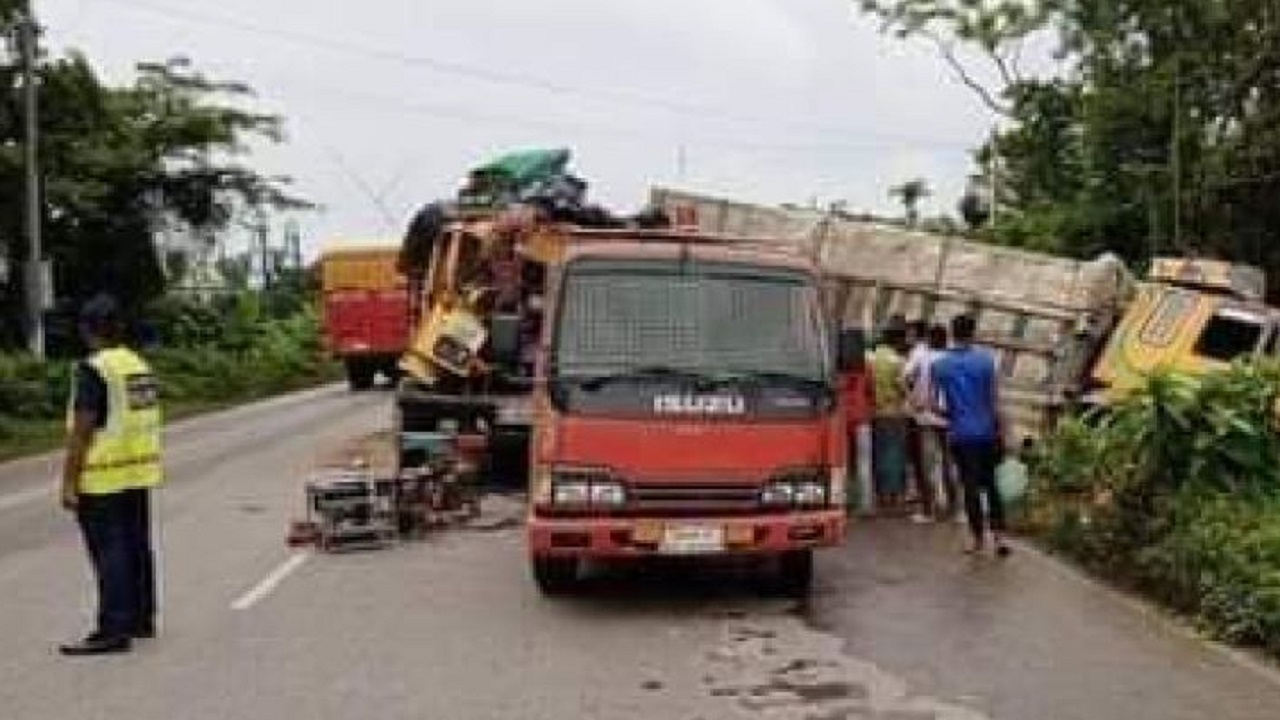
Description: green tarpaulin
471,148,571,190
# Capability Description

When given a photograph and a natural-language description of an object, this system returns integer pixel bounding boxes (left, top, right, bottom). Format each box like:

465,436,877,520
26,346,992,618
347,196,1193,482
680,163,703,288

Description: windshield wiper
711,370,831,392
563,365,706,392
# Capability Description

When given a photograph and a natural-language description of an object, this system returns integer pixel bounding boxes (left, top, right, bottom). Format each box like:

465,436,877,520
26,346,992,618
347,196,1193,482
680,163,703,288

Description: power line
88,0,973,151
181,55,974,159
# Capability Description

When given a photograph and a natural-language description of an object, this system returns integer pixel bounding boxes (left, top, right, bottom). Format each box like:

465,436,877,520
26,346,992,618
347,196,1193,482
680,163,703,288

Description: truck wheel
346,359,375,391
774,550,814,598
382,361,403,389
532,556,579,596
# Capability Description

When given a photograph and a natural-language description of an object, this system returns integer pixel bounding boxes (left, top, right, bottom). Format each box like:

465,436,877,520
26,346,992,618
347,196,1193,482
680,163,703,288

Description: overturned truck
651,188,1136,440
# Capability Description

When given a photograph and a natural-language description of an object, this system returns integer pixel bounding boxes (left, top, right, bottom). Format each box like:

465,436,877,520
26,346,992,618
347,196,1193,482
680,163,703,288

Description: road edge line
230,553,311,611
1009,537,1280,691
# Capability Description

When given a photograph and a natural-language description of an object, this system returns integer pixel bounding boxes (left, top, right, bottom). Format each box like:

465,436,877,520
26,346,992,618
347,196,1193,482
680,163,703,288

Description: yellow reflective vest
68,347,164,495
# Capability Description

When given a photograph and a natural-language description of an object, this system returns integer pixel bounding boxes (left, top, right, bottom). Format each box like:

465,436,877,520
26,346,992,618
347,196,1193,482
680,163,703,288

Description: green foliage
1030,363,1280,657
0,354,72,422
0,305,334,449
859,0,1280,299
1,44,308,340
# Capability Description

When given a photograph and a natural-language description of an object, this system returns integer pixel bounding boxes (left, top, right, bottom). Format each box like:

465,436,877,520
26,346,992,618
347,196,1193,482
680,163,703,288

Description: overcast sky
38,0,996,257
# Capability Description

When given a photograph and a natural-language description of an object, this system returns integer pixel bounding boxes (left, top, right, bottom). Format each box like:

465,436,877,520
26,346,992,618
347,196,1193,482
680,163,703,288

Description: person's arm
900,350,919,389
61,412,96,511
929,362,947,418
61,363,105,511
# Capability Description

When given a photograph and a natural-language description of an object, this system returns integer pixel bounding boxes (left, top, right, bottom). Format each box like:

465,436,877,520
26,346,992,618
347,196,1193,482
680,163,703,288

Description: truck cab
526,231,851,595
1088,257,1280,403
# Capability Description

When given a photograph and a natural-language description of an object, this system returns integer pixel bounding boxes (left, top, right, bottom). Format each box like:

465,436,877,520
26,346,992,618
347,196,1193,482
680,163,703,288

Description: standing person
932,314,1010,557
904,323,954,521
839,341,875,515
60,294,164,656
901,320,935,522
868,325,910,513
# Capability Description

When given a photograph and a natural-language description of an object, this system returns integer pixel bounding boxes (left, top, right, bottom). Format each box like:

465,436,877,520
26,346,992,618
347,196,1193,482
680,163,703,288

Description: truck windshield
552,259,829,384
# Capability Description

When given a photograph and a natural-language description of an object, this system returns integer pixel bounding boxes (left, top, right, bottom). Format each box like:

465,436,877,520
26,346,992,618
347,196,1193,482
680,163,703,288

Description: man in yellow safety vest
59,294,163,656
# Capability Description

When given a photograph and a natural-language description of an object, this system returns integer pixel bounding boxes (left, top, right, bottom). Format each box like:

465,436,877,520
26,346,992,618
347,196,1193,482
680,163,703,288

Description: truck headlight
760,482,796,507
762,467,837,508
547,466,625,509
588,482,627,507
552,480,590,506
792,481,828,507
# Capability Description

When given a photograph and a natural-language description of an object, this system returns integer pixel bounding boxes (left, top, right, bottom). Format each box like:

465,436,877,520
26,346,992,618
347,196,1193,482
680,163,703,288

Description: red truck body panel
322,289,410,357
541,416,834,480
529,511,845,558
526,237,848,571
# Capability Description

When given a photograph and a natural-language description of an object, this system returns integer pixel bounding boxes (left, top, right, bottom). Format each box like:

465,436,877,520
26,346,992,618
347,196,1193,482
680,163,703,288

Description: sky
37,0,999,259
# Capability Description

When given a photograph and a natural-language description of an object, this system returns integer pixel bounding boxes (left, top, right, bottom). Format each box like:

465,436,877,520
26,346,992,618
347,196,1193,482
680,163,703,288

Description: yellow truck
1087,257,1280,403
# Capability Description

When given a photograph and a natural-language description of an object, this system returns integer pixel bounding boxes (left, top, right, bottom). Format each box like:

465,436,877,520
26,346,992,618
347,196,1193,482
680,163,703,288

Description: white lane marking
230,553,311,611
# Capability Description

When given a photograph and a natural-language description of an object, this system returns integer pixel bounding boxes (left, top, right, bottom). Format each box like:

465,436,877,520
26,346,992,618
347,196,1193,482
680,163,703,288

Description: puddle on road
698,611,992,720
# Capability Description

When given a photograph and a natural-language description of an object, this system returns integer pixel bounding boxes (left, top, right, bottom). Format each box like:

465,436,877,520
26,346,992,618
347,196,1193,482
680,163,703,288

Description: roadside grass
0,363,343,464
1024,364,1280,662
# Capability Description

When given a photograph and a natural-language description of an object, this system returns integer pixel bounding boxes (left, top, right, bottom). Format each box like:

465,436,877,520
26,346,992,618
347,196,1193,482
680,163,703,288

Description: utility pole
1170,53,1183,252
256,217,271,291
987,128,1000,225
18,9,44,358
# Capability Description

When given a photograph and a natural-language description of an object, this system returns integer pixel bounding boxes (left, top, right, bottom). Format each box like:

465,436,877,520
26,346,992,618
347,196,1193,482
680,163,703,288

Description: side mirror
837,327,867,373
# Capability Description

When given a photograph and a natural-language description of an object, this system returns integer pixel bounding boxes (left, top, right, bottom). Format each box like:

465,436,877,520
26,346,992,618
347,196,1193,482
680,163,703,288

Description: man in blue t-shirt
931,314,1010,557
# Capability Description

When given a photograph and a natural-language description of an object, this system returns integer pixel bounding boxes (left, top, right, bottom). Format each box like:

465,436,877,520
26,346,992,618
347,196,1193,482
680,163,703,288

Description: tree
858,1,1280,298
0,28,307,345
889,178,932,227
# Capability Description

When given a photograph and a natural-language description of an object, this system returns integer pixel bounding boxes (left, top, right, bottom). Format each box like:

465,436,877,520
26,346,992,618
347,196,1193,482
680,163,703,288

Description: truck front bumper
527,511,846,559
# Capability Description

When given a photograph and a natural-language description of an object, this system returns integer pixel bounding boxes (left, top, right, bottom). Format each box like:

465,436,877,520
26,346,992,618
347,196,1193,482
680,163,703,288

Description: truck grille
626,482,763,516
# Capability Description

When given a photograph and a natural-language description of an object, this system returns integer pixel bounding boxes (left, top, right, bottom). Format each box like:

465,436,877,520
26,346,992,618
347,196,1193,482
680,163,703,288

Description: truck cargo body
319,245,411,390
651,187,1134,440
527,236,849,595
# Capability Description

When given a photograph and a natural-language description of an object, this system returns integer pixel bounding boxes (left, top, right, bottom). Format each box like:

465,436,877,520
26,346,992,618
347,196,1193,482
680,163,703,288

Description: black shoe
59,633,132,656
995,544,1013,559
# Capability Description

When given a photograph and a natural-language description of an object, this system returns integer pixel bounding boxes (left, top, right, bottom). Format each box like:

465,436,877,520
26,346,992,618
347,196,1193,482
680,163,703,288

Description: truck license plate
660,524,725,555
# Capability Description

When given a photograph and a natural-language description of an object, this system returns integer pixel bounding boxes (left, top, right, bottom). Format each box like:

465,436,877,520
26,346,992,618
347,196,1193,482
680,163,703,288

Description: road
1,388,1278,720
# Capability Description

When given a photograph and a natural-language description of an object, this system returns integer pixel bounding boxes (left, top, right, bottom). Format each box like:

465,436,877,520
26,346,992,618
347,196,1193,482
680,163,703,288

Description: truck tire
532,556,580,596
381,360,403,389
774,549,814,598
346,359,375,391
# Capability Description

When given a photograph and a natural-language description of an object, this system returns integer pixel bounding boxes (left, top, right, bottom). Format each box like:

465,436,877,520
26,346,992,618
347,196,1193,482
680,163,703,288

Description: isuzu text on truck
526,231,854,595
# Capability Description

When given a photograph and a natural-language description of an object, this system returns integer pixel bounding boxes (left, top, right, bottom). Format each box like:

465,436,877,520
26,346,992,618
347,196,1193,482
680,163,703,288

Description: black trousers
76,488,156,637
950,440,1006,540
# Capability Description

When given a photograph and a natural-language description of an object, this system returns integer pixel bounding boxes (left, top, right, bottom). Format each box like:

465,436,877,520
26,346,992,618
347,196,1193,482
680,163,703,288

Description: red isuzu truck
526,231,855,596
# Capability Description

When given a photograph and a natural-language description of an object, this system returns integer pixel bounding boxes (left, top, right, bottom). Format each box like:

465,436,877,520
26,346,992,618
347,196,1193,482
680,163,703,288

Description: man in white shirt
902,323,952,522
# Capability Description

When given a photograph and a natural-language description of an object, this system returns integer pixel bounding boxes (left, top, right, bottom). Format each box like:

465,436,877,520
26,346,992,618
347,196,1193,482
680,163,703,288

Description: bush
1029,363,1280,658
0,354,72,421
0,302,334,432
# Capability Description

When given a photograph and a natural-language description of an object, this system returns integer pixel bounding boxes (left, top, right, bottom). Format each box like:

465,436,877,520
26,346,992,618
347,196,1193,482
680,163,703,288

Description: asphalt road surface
2,387,1279,720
